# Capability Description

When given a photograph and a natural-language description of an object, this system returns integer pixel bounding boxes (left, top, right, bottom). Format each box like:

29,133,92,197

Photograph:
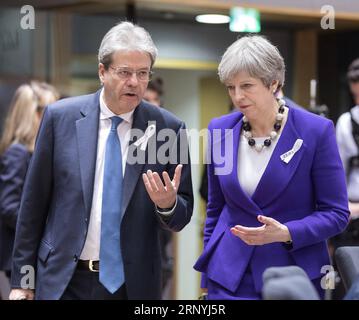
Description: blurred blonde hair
0,81,59,154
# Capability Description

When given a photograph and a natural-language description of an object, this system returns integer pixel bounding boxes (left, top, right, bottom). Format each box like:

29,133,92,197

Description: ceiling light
195,14,230,24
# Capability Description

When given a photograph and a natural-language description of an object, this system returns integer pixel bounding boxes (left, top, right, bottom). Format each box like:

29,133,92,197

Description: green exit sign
230,7,261,32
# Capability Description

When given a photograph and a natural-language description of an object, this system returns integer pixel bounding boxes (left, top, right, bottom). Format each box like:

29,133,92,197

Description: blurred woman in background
0,81,59,280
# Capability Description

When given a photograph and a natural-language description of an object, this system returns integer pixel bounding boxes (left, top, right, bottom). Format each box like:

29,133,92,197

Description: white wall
155,68,215,299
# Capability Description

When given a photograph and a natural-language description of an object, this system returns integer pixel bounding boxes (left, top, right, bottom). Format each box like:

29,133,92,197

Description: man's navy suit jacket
11,90,193,299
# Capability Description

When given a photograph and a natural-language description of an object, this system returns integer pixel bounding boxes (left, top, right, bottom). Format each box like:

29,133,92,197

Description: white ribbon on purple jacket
280,139,303,164
133,124,156,151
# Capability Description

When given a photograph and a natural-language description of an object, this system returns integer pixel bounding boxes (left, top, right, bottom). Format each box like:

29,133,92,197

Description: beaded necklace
242,98,286,152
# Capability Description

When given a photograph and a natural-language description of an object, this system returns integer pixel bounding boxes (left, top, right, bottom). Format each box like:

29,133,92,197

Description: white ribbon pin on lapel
280,139,303,164
133,124,156,151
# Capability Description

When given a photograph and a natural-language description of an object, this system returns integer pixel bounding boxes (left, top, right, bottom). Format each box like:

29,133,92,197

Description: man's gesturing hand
142,164,182,209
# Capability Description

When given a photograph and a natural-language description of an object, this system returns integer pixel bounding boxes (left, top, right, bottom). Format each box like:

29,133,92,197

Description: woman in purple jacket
194,36,349,300
0,81,58,279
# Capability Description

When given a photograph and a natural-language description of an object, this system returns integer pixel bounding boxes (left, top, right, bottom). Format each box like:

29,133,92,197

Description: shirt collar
99,88,135,124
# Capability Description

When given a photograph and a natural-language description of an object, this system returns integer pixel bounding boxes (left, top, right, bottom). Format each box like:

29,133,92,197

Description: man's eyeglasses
109,67,153,81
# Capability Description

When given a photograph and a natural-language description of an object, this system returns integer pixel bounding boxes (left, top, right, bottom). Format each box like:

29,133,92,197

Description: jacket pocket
37,240,53,264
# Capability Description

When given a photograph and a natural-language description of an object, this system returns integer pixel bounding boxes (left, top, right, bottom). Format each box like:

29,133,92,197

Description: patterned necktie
100,116,124,293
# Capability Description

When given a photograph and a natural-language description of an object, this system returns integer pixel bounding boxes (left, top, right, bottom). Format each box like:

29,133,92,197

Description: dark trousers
61,268,127,300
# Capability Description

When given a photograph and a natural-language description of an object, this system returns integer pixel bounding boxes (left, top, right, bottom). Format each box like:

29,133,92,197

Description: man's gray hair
98,21,158,69
218,35,285,92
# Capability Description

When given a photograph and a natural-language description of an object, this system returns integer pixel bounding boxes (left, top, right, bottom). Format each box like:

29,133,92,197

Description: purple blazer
194,107,350,294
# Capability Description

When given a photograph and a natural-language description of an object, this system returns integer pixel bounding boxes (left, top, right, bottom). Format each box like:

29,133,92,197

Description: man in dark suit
9,21,193,300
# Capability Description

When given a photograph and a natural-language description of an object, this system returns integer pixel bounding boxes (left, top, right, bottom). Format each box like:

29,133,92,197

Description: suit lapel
219,116,262,216
121,103,149,216
76,92,101,217
251,108,306,208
